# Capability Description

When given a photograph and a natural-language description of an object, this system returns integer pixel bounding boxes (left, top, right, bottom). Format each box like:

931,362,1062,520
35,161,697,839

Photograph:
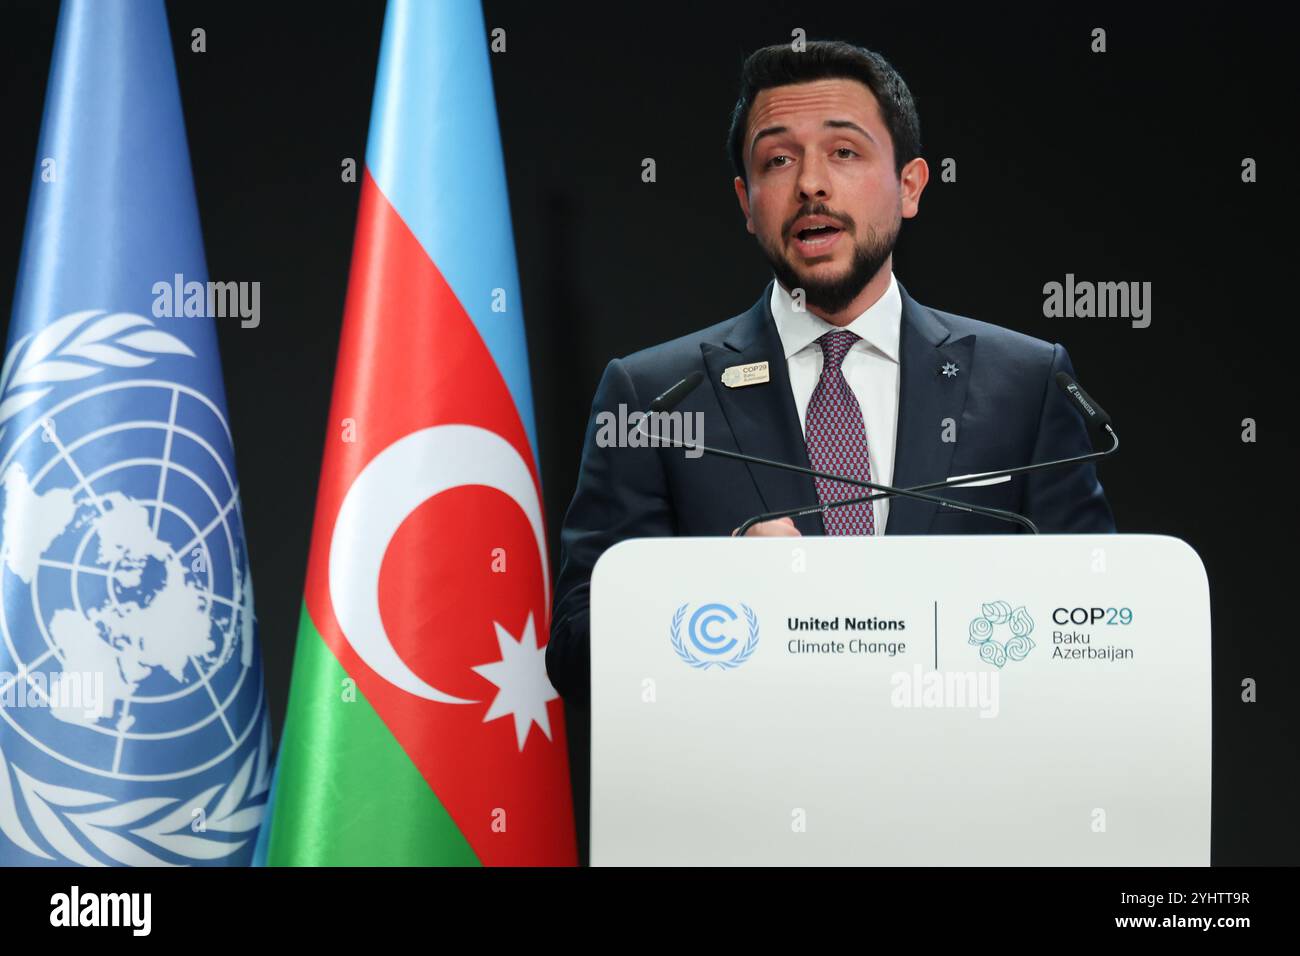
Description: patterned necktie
804,329,876,535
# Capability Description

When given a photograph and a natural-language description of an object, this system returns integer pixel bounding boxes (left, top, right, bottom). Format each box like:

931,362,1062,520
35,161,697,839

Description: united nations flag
0,0,270,865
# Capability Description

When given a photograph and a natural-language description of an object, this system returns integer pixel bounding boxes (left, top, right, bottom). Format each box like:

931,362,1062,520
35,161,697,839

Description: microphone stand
633,415,1040,534
735,424,1118,535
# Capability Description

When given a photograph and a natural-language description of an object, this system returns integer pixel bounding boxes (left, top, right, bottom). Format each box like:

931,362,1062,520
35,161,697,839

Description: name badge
721,361,770,388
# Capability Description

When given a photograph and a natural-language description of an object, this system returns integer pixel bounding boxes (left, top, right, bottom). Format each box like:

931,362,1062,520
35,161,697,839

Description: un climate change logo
968,600,1035,668
670,602,759,669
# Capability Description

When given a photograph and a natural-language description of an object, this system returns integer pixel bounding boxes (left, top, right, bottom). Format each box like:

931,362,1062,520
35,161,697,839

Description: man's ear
733,176,755,234
900,157,929,220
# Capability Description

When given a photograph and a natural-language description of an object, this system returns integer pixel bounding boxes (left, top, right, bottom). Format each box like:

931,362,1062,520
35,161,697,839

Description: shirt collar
769,271,902,363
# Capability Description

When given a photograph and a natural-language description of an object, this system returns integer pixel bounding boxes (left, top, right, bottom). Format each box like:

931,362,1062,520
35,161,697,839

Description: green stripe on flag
266,604,480,866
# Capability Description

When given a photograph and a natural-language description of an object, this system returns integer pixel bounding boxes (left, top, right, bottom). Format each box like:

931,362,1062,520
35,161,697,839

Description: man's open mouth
795,225,841,242
791,219,844,253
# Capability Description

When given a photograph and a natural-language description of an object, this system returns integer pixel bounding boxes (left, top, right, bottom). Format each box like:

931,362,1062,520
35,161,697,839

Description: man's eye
836,147,858,158
765,155,790,168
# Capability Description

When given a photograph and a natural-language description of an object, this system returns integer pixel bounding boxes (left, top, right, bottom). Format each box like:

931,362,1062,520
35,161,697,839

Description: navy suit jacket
547,279,1115,706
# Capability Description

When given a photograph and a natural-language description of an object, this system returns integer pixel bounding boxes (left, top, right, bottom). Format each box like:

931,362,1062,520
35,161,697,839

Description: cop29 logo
968,600,1035,668
670,603,759,670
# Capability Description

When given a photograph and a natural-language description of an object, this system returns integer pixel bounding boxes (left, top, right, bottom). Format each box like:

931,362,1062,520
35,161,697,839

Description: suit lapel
701,281,824,535
700,279,977,537
887,282,975,535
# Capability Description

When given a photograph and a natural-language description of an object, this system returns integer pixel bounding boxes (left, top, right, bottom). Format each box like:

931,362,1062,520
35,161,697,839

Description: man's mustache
784,208,855,238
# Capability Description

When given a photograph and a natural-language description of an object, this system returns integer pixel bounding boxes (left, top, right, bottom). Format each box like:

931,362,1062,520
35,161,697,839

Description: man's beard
761,218,899,316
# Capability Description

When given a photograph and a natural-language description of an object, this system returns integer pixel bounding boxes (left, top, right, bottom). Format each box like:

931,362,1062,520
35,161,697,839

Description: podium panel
589,535,1210,865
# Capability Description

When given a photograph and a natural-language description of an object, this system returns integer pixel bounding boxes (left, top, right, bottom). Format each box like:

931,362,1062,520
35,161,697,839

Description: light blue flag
0,0,271,865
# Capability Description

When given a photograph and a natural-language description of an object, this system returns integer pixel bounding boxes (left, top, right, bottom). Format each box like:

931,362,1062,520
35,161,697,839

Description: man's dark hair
727,40,921,187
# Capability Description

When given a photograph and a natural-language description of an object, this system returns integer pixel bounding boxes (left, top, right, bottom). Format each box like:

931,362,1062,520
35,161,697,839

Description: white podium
589,535,1211,866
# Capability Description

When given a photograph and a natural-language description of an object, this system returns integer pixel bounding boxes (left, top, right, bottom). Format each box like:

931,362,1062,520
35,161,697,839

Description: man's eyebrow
824,119,876,144
749,124,788,156
749,119,877,161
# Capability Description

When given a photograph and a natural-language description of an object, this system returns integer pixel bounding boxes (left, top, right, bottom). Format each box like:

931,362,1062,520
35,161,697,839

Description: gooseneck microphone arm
636,373,1040,534
732,371,1119,535
735,426,1116,535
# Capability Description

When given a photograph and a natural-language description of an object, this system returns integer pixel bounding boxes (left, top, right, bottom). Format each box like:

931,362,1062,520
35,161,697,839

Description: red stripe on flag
301,170,575,865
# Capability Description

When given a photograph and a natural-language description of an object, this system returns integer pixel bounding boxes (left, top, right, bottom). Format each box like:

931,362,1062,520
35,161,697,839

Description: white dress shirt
769,272,902,534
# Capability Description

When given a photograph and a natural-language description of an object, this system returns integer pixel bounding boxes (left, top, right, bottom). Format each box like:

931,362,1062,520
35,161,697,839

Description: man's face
734,78,925,315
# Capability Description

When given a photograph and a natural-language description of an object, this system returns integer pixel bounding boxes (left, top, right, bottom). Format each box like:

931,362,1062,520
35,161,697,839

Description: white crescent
328,425,550,705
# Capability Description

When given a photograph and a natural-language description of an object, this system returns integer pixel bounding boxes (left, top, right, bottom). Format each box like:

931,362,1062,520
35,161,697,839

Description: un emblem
0,311,267,865
968,600,1035,668
670,602,759,669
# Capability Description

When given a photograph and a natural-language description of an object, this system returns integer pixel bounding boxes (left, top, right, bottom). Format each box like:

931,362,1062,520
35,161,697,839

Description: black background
1,1,1295,865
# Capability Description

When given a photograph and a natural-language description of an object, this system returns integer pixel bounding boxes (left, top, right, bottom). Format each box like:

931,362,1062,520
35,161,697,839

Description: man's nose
796,152,830,201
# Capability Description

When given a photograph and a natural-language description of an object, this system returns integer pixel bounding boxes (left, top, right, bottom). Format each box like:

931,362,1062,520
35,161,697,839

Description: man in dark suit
547,40,1114,707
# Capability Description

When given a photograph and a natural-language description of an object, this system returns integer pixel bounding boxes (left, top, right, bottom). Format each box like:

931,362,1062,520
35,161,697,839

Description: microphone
650,371,705,414
734,371,1119,534
636,375,1039,533
1055,371,1113,444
